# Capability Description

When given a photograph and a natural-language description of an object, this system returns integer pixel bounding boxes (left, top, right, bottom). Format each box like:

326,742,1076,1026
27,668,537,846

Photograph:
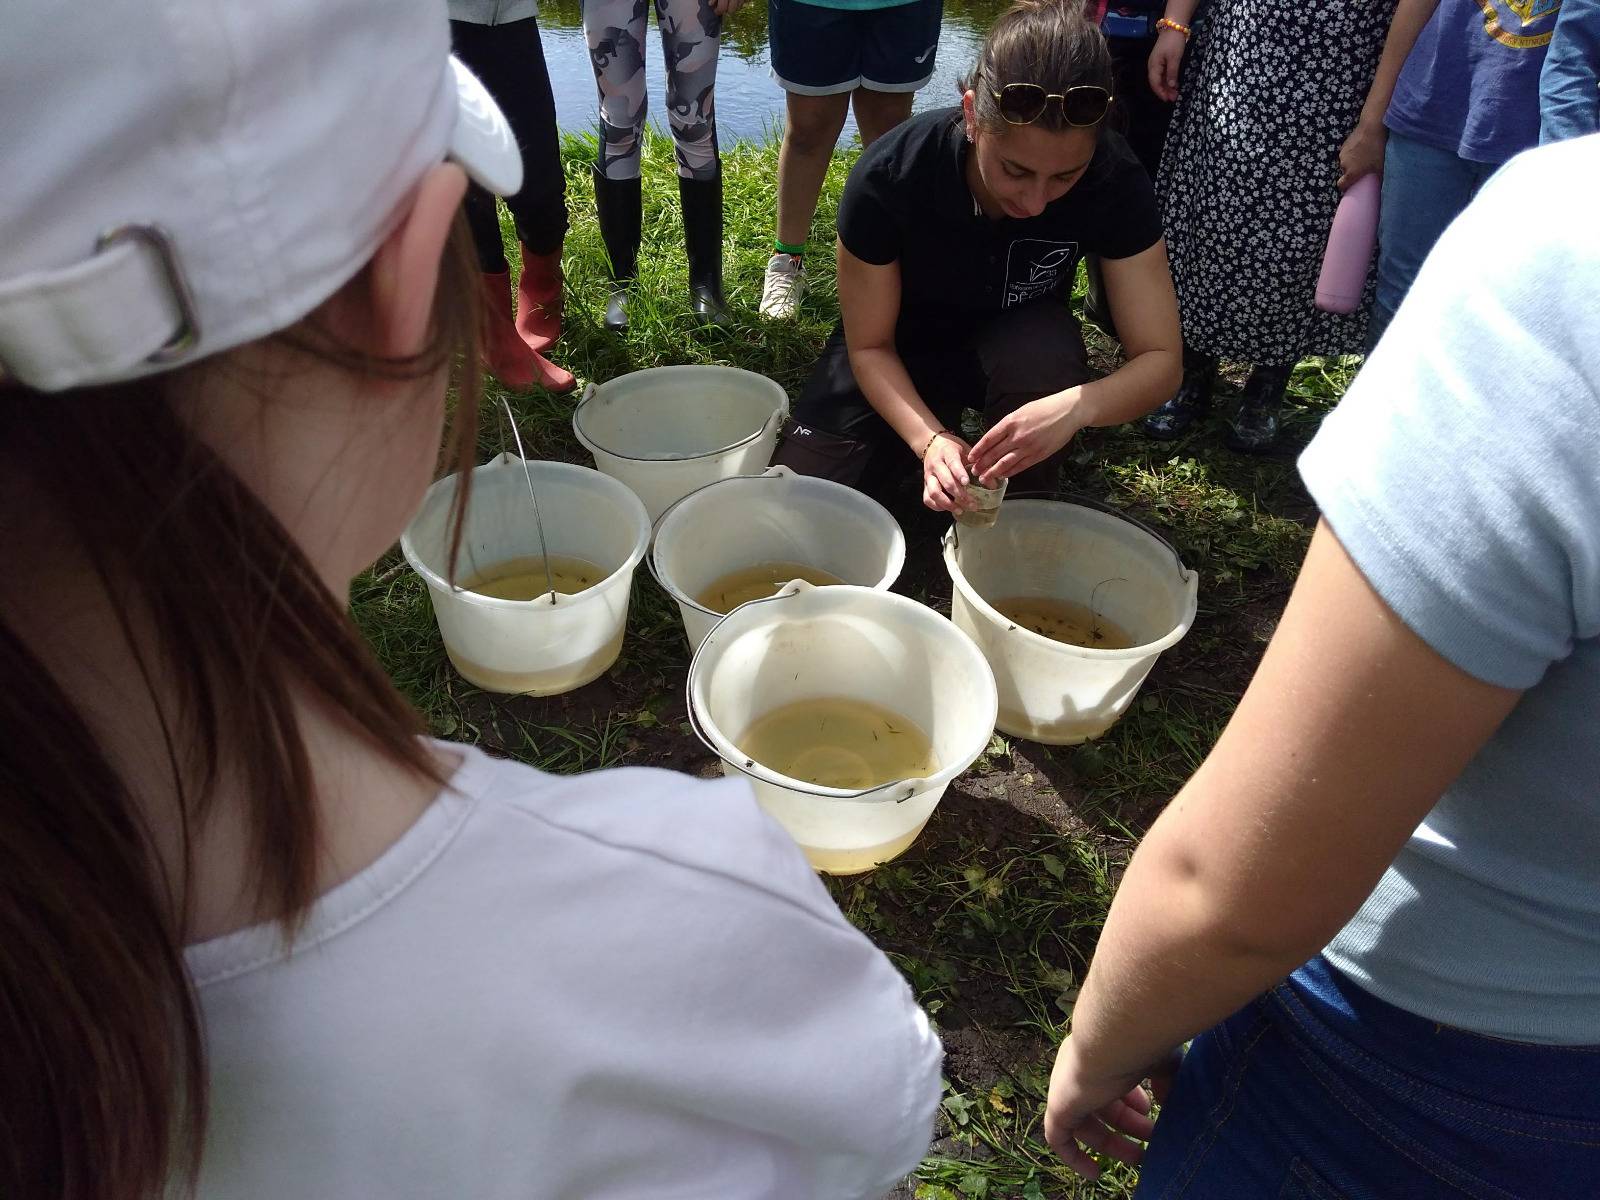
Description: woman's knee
784,93,851,155
979,303,1090,397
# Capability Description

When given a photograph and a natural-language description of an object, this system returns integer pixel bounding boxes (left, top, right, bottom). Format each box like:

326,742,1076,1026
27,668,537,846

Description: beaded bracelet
921,428,955,460
1156,17,1191,37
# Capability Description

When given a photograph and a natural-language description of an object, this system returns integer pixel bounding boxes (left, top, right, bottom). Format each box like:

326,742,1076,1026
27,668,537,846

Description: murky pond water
537,0,1010,143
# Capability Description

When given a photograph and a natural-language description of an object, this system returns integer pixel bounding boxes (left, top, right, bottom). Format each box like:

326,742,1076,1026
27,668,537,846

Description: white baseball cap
0,0,523,393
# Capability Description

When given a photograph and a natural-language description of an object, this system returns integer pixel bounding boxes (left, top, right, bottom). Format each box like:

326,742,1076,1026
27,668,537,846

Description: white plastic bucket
401,454,651,695
942,498,1198,744
650,466,907,651
687,582,998,875
572,365,789,523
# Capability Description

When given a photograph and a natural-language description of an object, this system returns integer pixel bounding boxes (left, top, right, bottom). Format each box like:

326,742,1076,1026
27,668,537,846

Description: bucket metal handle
646,464,793,595
974,488,1192,577
682,583,922,805
573,376,791,464
493,398,558,605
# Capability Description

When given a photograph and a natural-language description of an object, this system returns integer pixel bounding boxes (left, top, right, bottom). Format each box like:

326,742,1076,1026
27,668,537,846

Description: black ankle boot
679,173,728,325
593,167,641,334
1143,346,1217,440
1226,363,1293,453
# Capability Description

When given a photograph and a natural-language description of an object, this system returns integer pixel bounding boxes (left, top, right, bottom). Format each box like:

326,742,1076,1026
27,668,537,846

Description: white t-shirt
184,742,943,1198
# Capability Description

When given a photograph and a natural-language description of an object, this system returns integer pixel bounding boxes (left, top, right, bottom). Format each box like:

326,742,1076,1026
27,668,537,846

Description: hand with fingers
1337,119,1386,191
1148,28,1187,104
1043,1037,1181,1178
968,395,1081,485
921,430,977,513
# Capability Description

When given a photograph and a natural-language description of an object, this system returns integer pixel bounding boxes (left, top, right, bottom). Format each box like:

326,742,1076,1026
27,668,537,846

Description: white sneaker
759,253,807,320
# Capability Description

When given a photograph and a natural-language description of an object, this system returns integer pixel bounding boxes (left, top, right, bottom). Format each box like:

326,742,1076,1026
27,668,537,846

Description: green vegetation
351,131,1355,1198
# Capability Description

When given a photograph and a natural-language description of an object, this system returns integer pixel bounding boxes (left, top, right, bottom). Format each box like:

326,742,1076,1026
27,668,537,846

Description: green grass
351,130,1355,1199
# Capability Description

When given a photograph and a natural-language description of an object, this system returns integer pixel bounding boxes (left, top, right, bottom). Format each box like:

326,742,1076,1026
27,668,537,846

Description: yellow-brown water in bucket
695,561,845,615
993,596,1136,650
736,697,940,874
460,555,605,601
737,698,937,789
448,555,617,693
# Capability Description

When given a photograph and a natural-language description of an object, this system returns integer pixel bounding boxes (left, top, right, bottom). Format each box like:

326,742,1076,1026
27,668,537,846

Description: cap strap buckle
95,224,200,363
0,221,201,391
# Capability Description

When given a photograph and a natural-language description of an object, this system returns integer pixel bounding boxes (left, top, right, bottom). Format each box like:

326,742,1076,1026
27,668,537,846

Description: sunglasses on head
990,82,1113,127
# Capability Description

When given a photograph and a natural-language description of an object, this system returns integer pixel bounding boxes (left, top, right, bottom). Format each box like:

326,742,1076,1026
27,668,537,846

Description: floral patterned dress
1157,0,1397,363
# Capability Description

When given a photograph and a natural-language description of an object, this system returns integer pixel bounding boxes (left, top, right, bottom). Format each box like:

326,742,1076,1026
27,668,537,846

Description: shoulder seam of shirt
488,778,864,934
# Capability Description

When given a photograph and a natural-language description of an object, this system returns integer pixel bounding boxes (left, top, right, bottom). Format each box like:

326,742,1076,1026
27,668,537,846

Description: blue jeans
1370,132,1500,350
1134,957,1600,1200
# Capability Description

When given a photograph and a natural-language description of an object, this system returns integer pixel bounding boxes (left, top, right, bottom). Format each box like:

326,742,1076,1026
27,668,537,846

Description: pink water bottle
1315,173,1381,314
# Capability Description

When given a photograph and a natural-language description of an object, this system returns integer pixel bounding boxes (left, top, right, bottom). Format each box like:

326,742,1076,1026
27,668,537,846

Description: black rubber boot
593,167,641,334
1226,363,1293,453
1143,346,1217,440
679,173,729,325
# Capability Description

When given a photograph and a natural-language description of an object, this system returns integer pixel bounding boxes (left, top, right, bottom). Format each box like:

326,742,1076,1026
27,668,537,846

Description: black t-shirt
837,107,1162,343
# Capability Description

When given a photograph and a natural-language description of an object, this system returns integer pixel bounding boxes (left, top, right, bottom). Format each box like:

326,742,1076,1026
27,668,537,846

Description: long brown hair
964,0,1114,133
0,216,482,1199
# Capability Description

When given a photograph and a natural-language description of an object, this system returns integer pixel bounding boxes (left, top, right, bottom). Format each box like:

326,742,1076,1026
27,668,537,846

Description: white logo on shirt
1002,239,1079,308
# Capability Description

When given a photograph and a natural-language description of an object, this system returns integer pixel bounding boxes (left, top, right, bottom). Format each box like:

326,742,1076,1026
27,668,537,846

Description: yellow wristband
921,428,954,460
1156,17,1191,37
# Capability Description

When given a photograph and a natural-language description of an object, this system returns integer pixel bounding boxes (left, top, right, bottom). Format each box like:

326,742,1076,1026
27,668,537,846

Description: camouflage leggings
584,0,721,180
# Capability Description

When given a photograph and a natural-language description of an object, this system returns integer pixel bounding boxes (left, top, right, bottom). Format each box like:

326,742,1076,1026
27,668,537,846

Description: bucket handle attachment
959,489,1191,577
683,583,922,805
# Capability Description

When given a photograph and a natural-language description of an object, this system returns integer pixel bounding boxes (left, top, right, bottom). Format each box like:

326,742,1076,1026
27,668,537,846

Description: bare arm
1339,0,1442,186
836,240,976,512
1044,520,1522,1176
968,240,1180,482
1148,1,1201,101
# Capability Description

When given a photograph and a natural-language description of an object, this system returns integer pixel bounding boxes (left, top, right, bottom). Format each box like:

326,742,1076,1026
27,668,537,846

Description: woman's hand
969,394,1080,484
1148,28,1187,103
1338,118,1387,190
1043,1037,1180,1178
921,432,975,513
712,0,747,14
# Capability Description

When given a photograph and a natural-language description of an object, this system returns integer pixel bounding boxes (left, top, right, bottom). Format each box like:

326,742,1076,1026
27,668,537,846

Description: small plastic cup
956,475,1008,528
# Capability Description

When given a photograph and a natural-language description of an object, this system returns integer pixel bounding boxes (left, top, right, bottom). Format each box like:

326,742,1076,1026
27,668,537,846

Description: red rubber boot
481,270,573,394
480,270,535,390
516,245,563,351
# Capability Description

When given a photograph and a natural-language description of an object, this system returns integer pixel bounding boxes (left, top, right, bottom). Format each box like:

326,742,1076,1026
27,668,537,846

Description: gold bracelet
921,428,954,460
1156,17,1191,37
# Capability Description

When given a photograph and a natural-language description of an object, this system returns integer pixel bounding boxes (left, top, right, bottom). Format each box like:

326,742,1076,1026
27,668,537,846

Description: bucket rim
684,582,999,805
399,455,652,607
571,367,790,464
648,468,907,619
941,500,1200,660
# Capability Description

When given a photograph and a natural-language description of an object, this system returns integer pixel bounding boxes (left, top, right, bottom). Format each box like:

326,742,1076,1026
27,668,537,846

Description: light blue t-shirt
1299,134,1600,1045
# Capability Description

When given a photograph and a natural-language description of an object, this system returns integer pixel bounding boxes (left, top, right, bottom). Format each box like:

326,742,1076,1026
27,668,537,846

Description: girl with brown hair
0,2,941,1197
772,0,1182,512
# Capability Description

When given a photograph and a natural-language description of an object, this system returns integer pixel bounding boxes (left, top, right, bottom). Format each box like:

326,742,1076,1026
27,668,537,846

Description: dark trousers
1106,33,1172,182
450,18,568,270
772,300,1091,499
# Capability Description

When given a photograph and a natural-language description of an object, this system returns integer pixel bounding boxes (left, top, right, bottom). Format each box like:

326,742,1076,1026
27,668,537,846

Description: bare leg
850,87,914,147
775,90,851,248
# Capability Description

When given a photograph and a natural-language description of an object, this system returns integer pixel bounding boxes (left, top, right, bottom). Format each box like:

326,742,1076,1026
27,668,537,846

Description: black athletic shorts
769,0,943,95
